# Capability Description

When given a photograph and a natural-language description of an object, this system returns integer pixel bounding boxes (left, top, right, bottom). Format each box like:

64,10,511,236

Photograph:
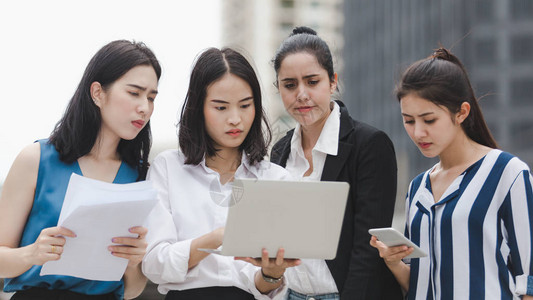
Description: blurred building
342,0,533,226
221,0,344,143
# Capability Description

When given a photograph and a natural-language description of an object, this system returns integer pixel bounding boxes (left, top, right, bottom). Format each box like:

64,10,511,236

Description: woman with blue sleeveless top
0,40,161,299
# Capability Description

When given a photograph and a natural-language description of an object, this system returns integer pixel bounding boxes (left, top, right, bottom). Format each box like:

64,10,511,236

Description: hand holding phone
369,227,427,259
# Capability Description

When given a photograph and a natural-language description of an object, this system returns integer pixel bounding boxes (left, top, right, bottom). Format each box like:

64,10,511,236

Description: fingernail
112,238,117,243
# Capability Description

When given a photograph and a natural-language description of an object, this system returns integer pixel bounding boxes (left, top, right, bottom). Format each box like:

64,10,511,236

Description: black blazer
271,101,403,299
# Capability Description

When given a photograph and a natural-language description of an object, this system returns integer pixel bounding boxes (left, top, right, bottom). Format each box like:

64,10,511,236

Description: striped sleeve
503,169,533,296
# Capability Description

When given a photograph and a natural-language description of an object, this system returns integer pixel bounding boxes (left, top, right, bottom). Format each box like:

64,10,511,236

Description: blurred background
1,0,532,299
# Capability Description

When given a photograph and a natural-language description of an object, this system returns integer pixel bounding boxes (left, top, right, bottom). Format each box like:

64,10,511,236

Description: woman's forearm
386,261,410,292
188,227,223,269
254,269,283,294
0,245,35,278
123,264,147,299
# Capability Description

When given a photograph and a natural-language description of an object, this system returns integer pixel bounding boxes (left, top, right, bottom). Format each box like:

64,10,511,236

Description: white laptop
199,178,349,259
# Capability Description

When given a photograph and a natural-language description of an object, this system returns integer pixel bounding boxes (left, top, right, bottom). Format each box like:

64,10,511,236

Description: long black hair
179,47,271,165
49,40,161,180
396,48,498,149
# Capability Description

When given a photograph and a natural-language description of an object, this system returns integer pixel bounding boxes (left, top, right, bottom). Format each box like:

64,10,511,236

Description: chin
419,150,439,158
120,132,140,141
297,117,318,127
218,141,244,150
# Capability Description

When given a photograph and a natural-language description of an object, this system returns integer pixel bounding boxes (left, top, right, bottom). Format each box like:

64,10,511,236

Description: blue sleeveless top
3,140,138,299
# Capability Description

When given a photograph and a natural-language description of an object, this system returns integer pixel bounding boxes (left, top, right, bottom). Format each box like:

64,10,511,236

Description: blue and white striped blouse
404,149,533,300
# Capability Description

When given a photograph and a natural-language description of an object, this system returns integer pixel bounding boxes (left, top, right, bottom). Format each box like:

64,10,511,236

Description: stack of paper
40,173,158,281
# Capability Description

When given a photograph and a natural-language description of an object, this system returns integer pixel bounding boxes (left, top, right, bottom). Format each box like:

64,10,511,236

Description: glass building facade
342,0,533,183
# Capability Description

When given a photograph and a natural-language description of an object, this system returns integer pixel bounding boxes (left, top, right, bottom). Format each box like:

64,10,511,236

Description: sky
0,0,221,184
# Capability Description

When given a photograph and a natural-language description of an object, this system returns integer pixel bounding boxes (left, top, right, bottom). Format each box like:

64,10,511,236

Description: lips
295,106,313,113
418,142,432,149
132,120,145,129
226,129,243,137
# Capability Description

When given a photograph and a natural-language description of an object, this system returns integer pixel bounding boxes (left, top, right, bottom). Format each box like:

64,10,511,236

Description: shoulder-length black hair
179,47,271,165
49,40,161,180
395,48,498,149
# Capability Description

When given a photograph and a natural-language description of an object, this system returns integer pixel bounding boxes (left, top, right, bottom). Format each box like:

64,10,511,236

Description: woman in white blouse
142,47,300,300
270,27,402,299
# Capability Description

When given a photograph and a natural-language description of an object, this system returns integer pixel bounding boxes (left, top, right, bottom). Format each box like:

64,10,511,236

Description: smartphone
368,227,427,259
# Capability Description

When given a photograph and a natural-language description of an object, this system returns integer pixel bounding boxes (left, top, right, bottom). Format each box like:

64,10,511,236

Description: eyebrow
280,74,320,81
401,112,435,117
127,84,158,94
209,96,253,104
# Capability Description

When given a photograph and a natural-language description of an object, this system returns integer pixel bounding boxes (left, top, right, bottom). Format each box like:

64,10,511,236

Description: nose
296,85,309,102
137,98,152,118
228,107,241,125
413,122,427,139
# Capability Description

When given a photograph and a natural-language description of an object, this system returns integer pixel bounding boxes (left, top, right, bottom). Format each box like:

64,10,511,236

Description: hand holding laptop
235,247,301,279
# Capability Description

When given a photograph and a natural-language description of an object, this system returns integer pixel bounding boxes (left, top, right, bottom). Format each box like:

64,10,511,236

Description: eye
424,119,436,124
129,91,139,96
215,106,226,111
241,103,252,109
404,120,414,125
283,83,296,89
148,97,155,102
308,80,319,85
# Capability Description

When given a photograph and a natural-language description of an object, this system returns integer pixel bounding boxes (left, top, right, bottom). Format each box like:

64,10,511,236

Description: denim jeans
286,289,340,300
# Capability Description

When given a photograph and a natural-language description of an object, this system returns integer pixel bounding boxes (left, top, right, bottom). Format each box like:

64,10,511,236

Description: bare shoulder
3,142,41,193
18,142,41,160
0,142,41,246
12,142,41,174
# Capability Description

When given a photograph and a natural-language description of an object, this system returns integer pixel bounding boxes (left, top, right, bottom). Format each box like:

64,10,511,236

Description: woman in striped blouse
370,48,533,300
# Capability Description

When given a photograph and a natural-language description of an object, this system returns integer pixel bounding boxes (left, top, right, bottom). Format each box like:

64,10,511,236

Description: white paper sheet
40,173,158,281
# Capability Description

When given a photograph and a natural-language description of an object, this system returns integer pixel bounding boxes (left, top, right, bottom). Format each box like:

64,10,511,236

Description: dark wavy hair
49,40,162,180
179,47,271,165
272,26,336,85
395,47,497,148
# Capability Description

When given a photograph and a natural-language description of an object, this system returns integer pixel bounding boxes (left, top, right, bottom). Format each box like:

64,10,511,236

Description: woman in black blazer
270,26,403,299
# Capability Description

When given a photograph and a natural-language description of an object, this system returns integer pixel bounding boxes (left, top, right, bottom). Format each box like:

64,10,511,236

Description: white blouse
142,149,292,299
283,101,340,294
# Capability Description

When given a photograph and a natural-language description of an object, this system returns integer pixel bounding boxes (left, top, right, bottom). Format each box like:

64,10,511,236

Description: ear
330,73,338,94
455,101,471,124
90,81,104,107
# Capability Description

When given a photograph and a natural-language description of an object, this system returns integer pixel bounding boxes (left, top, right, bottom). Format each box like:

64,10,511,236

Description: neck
438,132,490,171
205,148,241,175
300,109,331,151
88,132,121,161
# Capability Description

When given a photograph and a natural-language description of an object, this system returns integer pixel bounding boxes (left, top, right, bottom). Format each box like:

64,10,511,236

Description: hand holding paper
28,226,77,266
40,173,157,281
108,226,148,268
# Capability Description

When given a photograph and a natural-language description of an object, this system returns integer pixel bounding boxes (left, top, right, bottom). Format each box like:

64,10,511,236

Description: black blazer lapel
271,129,294,168
320,141,352,181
